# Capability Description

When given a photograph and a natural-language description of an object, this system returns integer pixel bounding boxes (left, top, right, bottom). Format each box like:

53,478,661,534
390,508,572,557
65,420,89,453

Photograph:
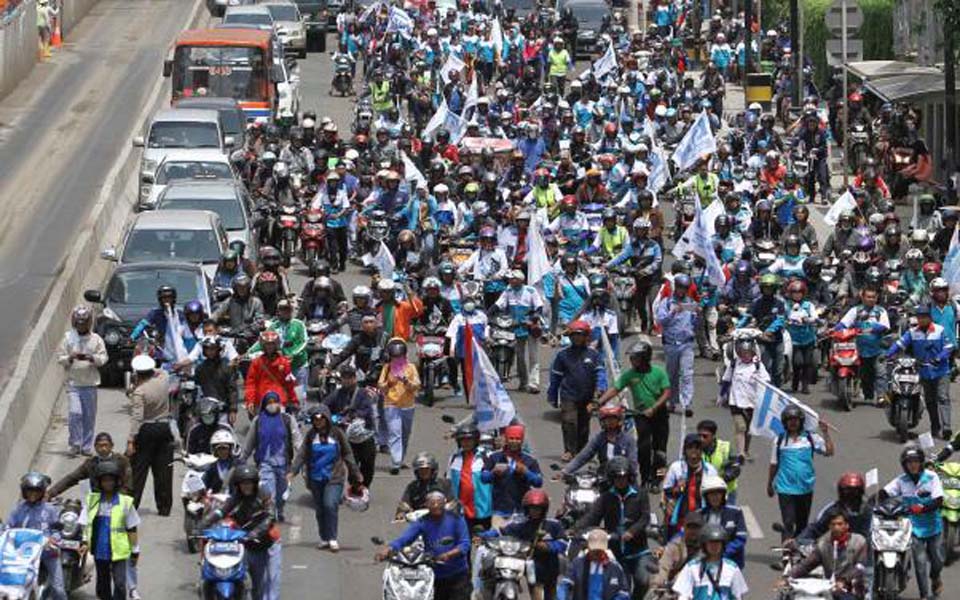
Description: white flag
490,18,504,58
943,224,960,294
358,0,383,23
362,240,396,278
386,5,413,34
470,338,517,432
671,111,717,173
463,75,479,114
671,197,724,259
750,378,819,439
823,190,857,226
692,199,727,287
592,40,617,78
164,306,188,363
439,53,466,83
527,208,552,287
423,98,450,138
401,151,427,188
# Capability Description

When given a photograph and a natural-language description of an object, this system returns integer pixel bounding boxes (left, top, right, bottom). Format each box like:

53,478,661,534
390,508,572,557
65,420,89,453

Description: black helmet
781,404,804,423
700,523,728,544
561,254,578,269
232,464,260,488
260,246,281,266
94,461,121,481
387,338,407,358
412,452,438,473
157,285,177,302
864,266,883,287
900,445,925,469
232,274,251,291
606,456,633,479
629,340,652,362
20,471,49,492
803,255,823,277
454,422,480,441
784,234,801,251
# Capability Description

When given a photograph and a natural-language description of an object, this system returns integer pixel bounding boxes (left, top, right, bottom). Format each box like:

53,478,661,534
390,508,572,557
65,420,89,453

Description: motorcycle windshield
202,526,247,542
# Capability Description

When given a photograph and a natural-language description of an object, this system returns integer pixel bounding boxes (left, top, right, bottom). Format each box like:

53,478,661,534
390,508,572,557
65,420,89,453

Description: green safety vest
84,492,135,561
548,49,570,77
694,174,719,208
371,81,392,112
599,226,628,258
703,439,737,493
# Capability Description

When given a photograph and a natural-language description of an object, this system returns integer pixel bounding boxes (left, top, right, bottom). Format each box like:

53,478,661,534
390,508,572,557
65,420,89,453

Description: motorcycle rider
607,218,663,333
48,431,133,498
928,277,959,378
802,256,835,306
481,424,543,528
6,472,67,600
697,419,739,504
784,509,868,599
739,273,786,387
376,490,472,600
492,270,544,393
131,285,186,359
557,404,638,480
201,464,282,599
836,287,890,405
822,210,858,260
797,472,872,544
80,461,140,600
396,452,453,519
768,233,806,280
880,445,944,600
698,475,748,568
193,336,238,424
663,434,719,537
573,457,654,599
244,330,299,415
212,275,265,347
651,511,703,590
886,304,954,439
557,529,632,600
445,296,489,399
243,391,302,523
202,430,241,494
248,298,308,397
672,524,748,600
784,280,819,394
657,273,699,413
184,397,230,454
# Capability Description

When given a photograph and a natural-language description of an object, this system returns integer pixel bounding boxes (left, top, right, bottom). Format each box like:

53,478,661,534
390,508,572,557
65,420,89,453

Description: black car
84,263,212,386
556,0,610,57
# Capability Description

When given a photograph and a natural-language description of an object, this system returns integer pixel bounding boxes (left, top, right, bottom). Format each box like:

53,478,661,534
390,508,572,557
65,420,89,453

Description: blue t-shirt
93,495,118,561
771,432,826,495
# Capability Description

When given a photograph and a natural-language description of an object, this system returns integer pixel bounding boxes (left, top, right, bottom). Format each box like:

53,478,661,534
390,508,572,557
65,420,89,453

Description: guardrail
0,0,36,100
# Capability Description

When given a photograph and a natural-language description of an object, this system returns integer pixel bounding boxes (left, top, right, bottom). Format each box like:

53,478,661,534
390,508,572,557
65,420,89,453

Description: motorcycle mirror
772,522,785,534
440,414,456,424
371,536,384,545
84,290,104,304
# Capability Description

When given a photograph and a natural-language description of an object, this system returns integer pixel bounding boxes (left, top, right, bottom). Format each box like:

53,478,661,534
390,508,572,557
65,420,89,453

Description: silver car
137,149,235,210
261,1,307,58
153,180,255,257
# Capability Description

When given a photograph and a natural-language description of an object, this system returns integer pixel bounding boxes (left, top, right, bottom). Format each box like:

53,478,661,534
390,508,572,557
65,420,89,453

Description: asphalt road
24,30,960,600
0,0,208,388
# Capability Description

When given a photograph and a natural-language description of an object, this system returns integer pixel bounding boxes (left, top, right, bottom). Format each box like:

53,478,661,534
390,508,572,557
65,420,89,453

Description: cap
568,320,591,334
131,355,155,372
277,299,293,310
507,269,525,280
586,529,610,551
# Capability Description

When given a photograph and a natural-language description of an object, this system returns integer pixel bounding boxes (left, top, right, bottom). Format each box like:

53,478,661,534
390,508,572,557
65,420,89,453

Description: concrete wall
60,0,98,37
0,1,37,100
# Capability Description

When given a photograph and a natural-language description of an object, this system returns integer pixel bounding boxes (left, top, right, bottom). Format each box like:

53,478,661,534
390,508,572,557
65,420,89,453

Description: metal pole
946,18,957,198
841,0,849,187
790,0,800,108
743,0,753,87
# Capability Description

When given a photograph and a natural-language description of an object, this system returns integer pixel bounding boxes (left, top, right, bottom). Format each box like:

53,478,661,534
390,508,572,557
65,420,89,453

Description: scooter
373,536,452,600
937,459,960,562
181,453,218,553
886,357,924,443
488,315,516,382
278,204,300,268
872,497,913,600
0,528,50,599
478,536,535,600
299,208,326,267
828,328,861,412
415,312,448,407
552,464,602,530
55,498,90,593
200,524,248,600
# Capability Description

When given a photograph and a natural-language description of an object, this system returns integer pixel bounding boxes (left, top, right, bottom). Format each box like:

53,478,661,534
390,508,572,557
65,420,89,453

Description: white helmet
701,474,728,497
930,277,949,290
433,183,449,194
352,285,372,298
344,485,370,512
210,430,237,452
905,248,924,261
131,354,155,372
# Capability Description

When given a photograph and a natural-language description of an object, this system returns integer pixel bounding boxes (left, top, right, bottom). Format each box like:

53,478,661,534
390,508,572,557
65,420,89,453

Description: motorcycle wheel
423,365,434,407
896,405,909,443
839,378,854,412
304,246,317,268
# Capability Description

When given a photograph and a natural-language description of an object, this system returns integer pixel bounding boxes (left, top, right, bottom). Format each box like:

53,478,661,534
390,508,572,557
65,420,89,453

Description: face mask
201,414,216,426
265,403,281,415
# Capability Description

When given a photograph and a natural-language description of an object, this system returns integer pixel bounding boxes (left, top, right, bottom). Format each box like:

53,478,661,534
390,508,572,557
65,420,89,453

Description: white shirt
662,461,718,492
722,358,769,409
672,557,748,600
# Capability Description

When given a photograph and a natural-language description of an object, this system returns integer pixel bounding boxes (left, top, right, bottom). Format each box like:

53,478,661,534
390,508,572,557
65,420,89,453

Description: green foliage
859,0,893,60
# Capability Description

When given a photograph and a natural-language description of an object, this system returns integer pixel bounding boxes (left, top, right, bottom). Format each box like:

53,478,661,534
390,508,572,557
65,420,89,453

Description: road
22,27,960,600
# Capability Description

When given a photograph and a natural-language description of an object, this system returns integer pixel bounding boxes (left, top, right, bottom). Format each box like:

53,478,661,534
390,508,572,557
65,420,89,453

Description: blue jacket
558,554,631,600
448,449,493,520
548,346,608,406
887,323,954,379
657,297,699,346
481,451,543,516
131,306,186,344
483,517,568,583
389,512,471,580
740,295,786,342
697,505,748,568
5,501,61,536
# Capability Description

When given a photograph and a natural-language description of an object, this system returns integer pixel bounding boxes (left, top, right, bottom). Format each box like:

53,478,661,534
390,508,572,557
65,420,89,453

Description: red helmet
259,330,280,345
561,195,578,208
598,404,625,422
522,489,550,511
567,320,591,334
848,92,863,103
787,280,807,295
923,262,942,276
604,122,617,135
837,471,865,493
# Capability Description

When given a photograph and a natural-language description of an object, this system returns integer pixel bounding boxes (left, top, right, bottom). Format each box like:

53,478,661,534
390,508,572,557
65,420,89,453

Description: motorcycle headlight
214,565,238,579
499,539,521,555
104,330,121,346
59,512,80,537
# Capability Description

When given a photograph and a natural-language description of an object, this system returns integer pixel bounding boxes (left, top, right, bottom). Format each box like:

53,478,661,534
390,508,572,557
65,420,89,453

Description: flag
440,53,466,83
592,40,617,79
386,5,413,34
671,197,724,259
445,107,466,143
468,337,517,432
943,225,960,294
463,75,479,114
401,151,427,188
358,0,383,23
823,189,857,226
644,119,671,193
526,208,551,287
423,98,450,138
362,240,395,278
671,111,717,173
750,378,819,439
490,18,504,58
164,306,188,363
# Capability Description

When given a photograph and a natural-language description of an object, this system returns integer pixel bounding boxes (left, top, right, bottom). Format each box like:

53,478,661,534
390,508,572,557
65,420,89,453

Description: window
147,122,221,149
124,229,221,264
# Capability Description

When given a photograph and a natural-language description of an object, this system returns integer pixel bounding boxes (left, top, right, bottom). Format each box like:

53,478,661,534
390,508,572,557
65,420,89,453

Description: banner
489,18,504,58
671,110,717,173
362,240,395,278
750,378,820,439
386,5,413,34
592,40,617,78
823,190,857,226
401,151,427,188
671,197,724,259
644,119,671,193
468,337,517,432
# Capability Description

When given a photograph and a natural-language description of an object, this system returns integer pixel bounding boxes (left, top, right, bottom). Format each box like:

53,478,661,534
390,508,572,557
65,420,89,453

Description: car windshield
157,197,246,230
106,270,204,306
147,122,220,149
224,12,273,25
123,229,221,264
155,162,233,184
267,4,299,20
570,3,607,27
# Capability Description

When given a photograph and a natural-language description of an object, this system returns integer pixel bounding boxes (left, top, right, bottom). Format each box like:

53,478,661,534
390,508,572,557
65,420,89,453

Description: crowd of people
12,0,960,598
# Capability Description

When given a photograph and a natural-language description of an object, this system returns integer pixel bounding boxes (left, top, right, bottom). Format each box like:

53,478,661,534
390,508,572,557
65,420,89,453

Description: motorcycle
255,201,281,249
872,497,913,600
0,528,51,599
278,204,300,268
488,315,516,382
200,524,248,600
373,536,453,600
415,311,448,407
331,54,354,96
172,372,199,440
936,459,960,562
181,452,218,553
478,536,535,600
828,328,861,412
848,123,871,174
886,357,924,443
553,464,602,530
672,190,696,242
610,266,636,330
55,498,89,594
299,208,326,267
773,533,834,600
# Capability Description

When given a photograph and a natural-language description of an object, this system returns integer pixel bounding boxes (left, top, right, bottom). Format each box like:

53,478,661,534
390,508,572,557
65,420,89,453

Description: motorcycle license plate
898,374,919,383
834,343,856,351
496,331,516,341
494,556,527,571
422,343,442,356
209,542,240,555
572,489,597,503
280,217,298,227
59,540,80,550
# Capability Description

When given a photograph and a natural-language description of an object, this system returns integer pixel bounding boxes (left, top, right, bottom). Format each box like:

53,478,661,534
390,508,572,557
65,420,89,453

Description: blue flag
469,338,517,432
750,378,819,439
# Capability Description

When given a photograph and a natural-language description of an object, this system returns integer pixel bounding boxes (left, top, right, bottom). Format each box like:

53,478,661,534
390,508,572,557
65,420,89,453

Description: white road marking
741,504,765,539
291,565,308,570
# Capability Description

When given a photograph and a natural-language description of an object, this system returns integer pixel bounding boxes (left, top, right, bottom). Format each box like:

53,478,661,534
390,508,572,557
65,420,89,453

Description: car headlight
140,183,152,199
104,330,121,346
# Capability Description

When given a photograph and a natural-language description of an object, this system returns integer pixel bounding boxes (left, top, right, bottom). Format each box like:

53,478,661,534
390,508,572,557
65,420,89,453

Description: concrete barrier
59,0,98,37
0,0,206,510
0,1,37,100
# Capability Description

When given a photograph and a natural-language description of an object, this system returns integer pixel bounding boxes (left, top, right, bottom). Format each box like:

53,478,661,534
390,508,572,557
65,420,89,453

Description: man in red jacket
244,330,298,416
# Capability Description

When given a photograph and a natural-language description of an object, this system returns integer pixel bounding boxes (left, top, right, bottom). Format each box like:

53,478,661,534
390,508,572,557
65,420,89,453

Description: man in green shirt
248,298,308,391
598,339,671,488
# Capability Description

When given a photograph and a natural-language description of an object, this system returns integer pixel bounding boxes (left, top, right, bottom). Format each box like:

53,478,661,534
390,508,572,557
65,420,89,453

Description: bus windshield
172,45,268,102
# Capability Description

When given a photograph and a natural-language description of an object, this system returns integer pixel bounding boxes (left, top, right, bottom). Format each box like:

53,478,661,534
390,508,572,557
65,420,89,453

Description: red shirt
244,353,298,410
459,451,476,519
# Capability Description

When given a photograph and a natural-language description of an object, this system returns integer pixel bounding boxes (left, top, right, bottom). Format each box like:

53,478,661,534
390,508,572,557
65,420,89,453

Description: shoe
944,430,954,442
277,513,285,523
317,540,329,550
684,408,694,418
933,577,943,596
526,385,540,394
68,445,80,456
400,463,410,470
390,467,400,475
129,589,142,600
328,540,340,552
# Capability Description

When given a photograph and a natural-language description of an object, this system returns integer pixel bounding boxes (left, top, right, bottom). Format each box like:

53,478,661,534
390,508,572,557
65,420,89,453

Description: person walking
126,355,173,516
656,274,698,415
243,391,302,522
57,305,107,456
290,404,363,552
378,338,420,474
547,320,607,461
48,432,132,498
80,461,139,600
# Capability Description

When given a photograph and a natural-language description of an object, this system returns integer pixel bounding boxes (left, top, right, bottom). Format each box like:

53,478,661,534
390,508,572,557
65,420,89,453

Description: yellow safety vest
599,226,628,258
371,81,392,112
548,49,570,77
703,439,737,493
84,492,135,561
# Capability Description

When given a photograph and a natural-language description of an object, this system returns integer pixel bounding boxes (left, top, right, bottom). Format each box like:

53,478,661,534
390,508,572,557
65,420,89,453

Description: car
154,180,255,256
501,0,536,18
84,263,212,385
260,1,307,58
102,210,229,280
206,0,255,17
174,97,247,151
138,149,236,210
556,0,610,57
222,4,275,29
133,108,232,190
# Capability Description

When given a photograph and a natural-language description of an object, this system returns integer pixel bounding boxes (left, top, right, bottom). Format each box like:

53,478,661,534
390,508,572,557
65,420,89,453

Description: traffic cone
51,19,62,48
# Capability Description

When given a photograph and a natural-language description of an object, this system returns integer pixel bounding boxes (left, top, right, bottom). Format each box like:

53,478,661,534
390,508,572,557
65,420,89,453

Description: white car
138,149,235,210
261,1,307,58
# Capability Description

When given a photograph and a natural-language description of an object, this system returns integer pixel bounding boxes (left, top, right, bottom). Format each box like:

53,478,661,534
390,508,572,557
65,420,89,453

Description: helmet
864,266,883,287
184,300,204,316
561,254,578,270
606,456,633,479
344,485,370,512
900,444,925,469
273,162,289,179
931,277,949,291
387,338,407,357
454,422,480,441
674,273,692,290
781,404,804,423
197,397,222,424
714,214,730,229
259,330,280,346
20,471,49,492
803,256,823,277
837,471,865,493
157,285,177,302
701,474,728,497
923,263,943,277
734,338,756,357
352,285,372,301
131,354,155,372
71,305,93,327
906,248,924,262
210,429,237,452
598,404,625,422
200,335,222,351
700,523,728,544
567,320,591,334
784,234,801,251
260,246,281,266
787,280,807,295
629,339,653,362
412,452,438,473
521,489,550,512
422,277,441,291
93,461,121,481
232,464,260,488
759,273,779,288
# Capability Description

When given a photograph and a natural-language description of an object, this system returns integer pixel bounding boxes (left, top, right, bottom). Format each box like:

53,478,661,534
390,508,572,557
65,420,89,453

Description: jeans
664,342,694,408
327,226,348,271
912,533,943,598
384,405,414,468
42,552,66,600
94,559,126,600
696,306,720,356
777,492,813,540
861,355,887,402
434,572,471,600
308,480,343,541
560,398,590,455
247,543,282,600
67,384,97,453
635,409,669,485
258,460,289,518
922,376,951,435
516,336,540,389
760,340,784,389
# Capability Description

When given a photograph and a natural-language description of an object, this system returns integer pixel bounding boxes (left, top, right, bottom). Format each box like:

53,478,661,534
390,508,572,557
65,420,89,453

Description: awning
844,60,957,102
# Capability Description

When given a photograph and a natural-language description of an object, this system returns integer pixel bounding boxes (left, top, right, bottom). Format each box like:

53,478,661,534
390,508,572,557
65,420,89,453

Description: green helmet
759,273,780,288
